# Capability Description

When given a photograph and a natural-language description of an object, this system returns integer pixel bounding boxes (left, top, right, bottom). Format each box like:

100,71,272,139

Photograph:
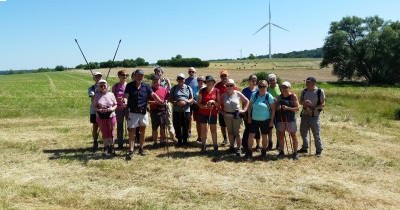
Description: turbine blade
253,23,270,35
269,1,271,20
271,23,289,32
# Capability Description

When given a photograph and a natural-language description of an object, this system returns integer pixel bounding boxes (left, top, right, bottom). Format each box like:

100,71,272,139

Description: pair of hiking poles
280,113,294,155
74,39,121,80
280,109,314,156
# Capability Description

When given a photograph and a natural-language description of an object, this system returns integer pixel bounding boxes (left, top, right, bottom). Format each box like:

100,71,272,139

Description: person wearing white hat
170,73,194,147
220,79,249,156
267,73,281,151
93,79,117,156
276,81,300,160
88,72,103,152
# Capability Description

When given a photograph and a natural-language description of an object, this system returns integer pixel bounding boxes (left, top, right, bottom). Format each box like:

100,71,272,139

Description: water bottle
234,109,239,119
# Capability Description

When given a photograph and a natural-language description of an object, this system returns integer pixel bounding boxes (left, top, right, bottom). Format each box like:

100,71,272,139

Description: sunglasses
258,85,267,88
226,84,234,87
99,84,107,88
177,78,184,80
281,86,289,89
188,71,195,73
220,75,227,77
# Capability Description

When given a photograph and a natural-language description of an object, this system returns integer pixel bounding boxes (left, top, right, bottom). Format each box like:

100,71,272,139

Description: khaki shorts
128,113,149,128
277,121,297,133
223,114,242,136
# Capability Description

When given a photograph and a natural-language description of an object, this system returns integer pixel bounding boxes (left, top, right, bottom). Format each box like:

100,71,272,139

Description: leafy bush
157,55,209,68
240,72,282,86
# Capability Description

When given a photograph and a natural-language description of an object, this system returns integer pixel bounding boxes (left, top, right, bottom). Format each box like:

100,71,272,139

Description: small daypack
252,91,272,114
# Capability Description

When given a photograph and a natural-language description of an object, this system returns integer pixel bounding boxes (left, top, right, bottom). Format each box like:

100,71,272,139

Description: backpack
252,91,272,114
300,88,323,117
301,88,322,106
171,84,193,100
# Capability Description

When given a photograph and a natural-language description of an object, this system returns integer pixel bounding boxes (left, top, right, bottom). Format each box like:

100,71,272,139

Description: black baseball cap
306,77,317,83
134,69,144,75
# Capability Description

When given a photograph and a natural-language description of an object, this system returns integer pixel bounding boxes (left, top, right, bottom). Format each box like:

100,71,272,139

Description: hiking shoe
255,145,261,152
188,131,192,138
160,141,167,147
92,140,98,152
117,143,124,150
316,151,322,157
277,151,285,159
176,141,183,147
227,146,235,153
221,139,227,147
261,149,267,157
125,150,133,160
138,148,147,156
201,144,206,153
298,148,308,153
267,143,273,151
293,153,299,160
235,148,241,157
153,142,158,148
244,151,253,159
196,138,202,143
108,145,115,156
213,145,219,155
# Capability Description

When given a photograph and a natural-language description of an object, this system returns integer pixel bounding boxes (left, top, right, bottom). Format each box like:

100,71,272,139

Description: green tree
248,53,256,60
55,65,65,71
321,16,400,84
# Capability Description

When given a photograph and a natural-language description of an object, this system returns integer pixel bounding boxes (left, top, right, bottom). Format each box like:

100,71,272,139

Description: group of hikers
88,67,325,161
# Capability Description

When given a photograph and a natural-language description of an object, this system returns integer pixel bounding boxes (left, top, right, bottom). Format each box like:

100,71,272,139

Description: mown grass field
1,64,400,209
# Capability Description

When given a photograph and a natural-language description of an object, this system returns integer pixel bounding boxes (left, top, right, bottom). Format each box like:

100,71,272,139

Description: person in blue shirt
124,69,164,160
244,80,276,159
184,67,198,139
241,74,261,154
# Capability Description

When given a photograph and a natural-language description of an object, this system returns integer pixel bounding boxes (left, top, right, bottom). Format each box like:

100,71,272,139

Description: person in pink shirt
149,75,169,147
111,70,129,150
93,79,117,156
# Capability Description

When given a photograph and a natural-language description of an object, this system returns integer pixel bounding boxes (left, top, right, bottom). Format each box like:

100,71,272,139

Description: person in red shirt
214,70,238,146
197,75,220,154
149,75,169,147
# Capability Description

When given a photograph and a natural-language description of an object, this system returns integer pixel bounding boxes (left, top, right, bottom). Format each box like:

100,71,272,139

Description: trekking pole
74,39,94,76
163,105,170,158
285,115,294,154
308,128,312,155
105,39,122,81
279,106,289,155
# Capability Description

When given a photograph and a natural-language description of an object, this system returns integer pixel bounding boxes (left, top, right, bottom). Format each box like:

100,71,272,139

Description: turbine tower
253,1,288,59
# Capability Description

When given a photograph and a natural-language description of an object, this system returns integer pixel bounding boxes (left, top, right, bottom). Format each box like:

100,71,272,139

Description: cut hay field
1,67,400,209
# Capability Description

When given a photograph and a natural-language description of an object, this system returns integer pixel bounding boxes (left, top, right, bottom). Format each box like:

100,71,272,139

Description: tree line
75,58,149,70
157,55,210,68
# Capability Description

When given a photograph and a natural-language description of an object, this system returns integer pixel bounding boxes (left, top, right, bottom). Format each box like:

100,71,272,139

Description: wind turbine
253,1,288,59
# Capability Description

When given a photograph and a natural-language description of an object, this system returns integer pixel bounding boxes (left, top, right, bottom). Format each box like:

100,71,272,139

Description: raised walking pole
74,39,94,76
105,39,122,81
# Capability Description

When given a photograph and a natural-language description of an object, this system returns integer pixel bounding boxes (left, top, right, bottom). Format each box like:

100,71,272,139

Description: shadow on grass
42,147,120,164
156,144,280,163
42,140,129,163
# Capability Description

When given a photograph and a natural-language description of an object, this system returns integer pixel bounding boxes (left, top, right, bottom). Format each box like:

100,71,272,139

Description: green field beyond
0,70,400,209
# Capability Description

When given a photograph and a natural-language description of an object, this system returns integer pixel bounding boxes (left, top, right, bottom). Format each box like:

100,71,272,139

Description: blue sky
0,0,399,70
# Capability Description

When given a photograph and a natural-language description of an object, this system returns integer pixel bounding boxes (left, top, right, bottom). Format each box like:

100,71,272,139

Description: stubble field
1,59,399,209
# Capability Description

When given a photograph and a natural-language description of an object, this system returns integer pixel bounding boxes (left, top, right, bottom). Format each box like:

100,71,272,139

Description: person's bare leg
128,128,136,152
